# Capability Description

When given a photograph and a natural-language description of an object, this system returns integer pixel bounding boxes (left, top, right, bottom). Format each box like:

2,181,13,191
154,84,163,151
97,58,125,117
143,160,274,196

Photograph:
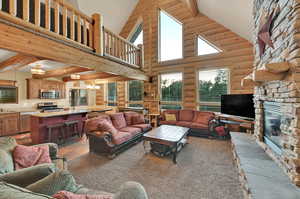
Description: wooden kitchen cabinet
27,79,66,99
20,114,31,132
27,79,41,99
0,113,20,136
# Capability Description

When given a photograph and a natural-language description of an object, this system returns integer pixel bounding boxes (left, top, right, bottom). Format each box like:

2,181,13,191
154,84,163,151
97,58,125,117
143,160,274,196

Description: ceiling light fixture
31,64,45,75
71,74,81,80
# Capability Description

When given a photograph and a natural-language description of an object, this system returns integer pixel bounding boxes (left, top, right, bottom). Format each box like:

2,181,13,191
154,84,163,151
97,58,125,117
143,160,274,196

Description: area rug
68,137,243,199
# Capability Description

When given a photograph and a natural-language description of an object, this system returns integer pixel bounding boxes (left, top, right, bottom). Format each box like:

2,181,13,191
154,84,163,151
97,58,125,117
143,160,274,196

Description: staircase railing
0,0,144,69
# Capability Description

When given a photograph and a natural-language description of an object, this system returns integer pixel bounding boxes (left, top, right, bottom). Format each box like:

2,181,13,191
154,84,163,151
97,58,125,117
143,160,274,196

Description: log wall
118,0,254,112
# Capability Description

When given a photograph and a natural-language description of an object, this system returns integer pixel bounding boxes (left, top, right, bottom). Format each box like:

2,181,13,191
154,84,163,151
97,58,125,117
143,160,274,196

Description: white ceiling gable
197,0,253,42
78,0,139,34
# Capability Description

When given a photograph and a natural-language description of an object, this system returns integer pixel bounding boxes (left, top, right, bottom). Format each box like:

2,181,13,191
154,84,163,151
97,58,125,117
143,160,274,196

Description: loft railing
103,27,144,68
0,0,144,69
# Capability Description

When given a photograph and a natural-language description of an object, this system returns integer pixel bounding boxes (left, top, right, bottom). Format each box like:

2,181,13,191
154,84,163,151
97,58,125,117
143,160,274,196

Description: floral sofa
159,110,215,137
85,112,152,158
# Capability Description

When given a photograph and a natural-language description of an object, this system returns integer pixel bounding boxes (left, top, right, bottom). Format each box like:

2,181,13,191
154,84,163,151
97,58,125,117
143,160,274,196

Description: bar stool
45,123,66,144
64,120,81,138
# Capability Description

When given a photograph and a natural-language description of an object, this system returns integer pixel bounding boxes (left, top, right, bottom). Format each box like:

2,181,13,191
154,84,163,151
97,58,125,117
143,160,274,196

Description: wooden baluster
89,22,93,48
54,1,59,33
83,20,87,46
9,0,16,16
77,15,81,43
23,0,29,21
106,32,110,54
138,44,144,69
123,41,126,61
92,13,103,55
62,6,68,37
34,0,40,25
70,11,75,40
44,0,50,30
116,38,119,58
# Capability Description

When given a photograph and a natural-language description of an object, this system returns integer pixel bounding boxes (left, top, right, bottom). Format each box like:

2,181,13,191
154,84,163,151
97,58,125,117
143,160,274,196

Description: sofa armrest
33,143,58,160
0,163,57,188
52,156,68,170
87,131,114,147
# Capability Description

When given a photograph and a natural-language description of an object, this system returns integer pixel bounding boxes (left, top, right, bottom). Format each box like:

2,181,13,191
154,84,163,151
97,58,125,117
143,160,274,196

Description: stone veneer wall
253,0,300,186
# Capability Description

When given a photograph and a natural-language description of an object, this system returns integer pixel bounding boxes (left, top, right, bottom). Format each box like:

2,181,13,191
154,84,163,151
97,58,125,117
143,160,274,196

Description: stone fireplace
249,0,300,186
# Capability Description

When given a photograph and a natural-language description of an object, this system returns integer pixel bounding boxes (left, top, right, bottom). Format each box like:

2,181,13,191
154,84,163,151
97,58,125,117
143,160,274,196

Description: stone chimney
246,0,300,186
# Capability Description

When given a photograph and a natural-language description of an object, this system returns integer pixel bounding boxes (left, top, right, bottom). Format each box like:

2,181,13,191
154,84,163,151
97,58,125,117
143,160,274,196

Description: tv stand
215,113,254,133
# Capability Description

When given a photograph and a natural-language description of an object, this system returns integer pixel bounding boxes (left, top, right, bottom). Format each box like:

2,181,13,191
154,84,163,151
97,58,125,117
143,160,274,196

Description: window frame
159,71,184,110
106,82,118,107
196,68,230,112
126,80,144,108
158,9,184,63
196,35,222,57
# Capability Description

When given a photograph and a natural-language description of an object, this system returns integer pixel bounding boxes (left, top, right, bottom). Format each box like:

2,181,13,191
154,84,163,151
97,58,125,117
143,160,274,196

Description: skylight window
159,10,183,62
197,36,221,56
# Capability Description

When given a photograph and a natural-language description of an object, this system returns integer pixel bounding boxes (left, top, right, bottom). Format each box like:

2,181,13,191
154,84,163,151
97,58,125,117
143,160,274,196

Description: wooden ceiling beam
62,72,118,82
33,66,94,79
179,0,199,17
0,54,40,72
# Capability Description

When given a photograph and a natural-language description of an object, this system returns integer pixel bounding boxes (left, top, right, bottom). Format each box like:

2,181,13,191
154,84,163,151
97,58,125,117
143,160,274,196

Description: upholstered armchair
0,137,66,187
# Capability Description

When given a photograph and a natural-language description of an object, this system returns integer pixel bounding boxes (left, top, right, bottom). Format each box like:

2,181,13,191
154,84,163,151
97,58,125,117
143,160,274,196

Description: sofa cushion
26,170,81,196
53,191,113,199
84,117,105,133
119,127,142,137
192,111,215,125
179,110,194,122
0,181,53,199
13,145,52,170
176,121,193,128
112,132,132,145
132,124,152,131
124,112,138,126
110,113,127,129
190,123,208,129
162,110,179,121
132,114,145,125
98,120,119,135
0,149,14,174
160,121,177,125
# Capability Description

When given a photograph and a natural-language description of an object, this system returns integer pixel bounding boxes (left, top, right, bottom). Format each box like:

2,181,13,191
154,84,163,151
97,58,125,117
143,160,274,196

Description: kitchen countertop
31,110,90,118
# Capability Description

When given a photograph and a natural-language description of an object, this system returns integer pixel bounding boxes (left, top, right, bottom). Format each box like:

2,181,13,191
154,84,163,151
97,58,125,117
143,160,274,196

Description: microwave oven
40,90,60,99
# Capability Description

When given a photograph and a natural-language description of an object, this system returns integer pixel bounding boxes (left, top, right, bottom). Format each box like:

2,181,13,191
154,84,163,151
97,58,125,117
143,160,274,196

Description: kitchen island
31,110,89,144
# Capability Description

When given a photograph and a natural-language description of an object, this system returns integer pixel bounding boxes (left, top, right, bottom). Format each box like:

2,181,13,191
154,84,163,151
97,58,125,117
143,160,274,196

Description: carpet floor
68,137,243,199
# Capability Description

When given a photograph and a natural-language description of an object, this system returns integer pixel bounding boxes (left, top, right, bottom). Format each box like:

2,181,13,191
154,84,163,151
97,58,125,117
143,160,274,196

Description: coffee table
143,125,189,164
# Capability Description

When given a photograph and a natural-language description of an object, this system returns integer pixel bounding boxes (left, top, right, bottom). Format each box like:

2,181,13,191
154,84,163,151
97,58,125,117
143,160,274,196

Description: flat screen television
221,94,255,119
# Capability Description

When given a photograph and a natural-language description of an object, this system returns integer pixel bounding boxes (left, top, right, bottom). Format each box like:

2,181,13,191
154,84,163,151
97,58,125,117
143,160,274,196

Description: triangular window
197,36,221,56
130,24,143,46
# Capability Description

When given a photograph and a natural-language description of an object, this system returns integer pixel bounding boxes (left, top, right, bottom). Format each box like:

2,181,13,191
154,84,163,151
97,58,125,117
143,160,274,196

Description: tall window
198,36,221,56
160,72,182,110
128,80,144,108
198,69,229,112
107,82,117,106
159,10,183,62
130,24,143,46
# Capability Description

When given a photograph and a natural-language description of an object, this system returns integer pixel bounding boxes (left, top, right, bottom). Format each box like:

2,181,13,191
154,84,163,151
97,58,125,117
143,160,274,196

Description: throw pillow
0,149,14,174
165,114,177,121
53,191,113,199
98,119,119,134
132,115,145,125
13,145,52,170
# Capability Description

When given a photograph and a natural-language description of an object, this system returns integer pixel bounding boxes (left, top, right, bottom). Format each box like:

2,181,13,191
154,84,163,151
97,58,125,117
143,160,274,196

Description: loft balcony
0,0,148,81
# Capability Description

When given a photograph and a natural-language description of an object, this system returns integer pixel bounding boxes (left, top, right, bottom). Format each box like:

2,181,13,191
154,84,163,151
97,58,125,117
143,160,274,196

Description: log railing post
62,6,68,37
138,44,144,69
92,13,103,55
34,0,40,26
23,0,29,21
44,0,50,30
54,1,59,33
9,0,16,16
